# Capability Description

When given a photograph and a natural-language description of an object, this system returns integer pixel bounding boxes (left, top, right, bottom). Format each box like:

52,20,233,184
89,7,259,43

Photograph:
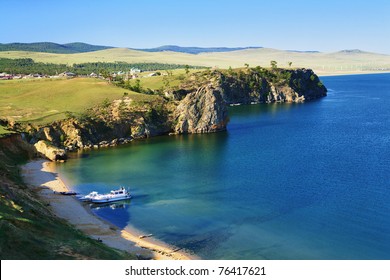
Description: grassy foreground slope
0,78,157,124
1,47,390,74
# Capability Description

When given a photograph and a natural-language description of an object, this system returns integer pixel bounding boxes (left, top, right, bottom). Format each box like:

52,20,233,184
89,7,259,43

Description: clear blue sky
1,0,390,54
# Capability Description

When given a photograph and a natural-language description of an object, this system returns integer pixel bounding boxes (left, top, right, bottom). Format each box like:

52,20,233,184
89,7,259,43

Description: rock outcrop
174,84,229,134
181,68,327,105
25,98,173,152
34,140,66,161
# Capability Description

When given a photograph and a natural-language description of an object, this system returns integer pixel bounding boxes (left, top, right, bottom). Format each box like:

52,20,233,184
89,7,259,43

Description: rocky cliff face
21,68,326,159
182,68,327,105
174,84,229,134
24,97,173,152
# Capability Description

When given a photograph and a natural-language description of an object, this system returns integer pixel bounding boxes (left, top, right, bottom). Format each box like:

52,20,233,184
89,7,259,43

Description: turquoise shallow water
57,73,390,259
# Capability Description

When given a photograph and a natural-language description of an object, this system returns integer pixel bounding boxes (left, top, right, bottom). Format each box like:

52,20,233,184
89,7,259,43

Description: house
130,68,141,74
0,73,13,80
59,72,76,78
89,72,98,77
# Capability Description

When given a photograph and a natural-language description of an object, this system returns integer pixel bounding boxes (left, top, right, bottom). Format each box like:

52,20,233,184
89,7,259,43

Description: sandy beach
21,159,196,260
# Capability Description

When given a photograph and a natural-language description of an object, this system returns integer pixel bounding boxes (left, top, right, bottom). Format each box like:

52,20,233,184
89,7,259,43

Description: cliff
173,68,327,104
171,68,326,134
22,98,173,151
174,84,229,134
17,67,326,157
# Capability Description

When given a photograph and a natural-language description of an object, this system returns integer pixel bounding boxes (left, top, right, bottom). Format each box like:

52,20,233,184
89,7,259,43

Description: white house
130,68,141,74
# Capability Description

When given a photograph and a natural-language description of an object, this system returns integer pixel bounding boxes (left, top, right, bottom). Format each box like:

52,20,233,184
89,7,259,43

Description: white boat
78,191,99,202
90,187,131,203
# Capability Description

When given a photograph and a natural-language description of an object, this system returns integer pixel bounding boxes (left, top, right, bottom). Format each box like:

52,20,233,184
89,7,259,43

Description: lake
57,73,390,259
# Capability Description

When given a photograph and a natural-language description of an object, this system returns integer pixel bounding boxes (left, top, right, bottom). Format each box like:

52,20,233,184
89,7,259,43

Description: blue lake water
57,73,390,259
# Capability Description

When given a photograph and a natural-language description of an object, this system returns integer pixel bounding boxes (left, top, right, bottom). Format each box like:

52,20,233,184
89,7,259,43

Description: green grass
0,125,12,135
0,77,157,124
136,69,199,90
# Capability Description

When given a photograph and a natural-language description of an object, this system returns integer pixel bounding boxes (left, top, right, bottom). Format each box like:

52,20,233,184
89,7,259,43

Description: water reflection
89,200,131,210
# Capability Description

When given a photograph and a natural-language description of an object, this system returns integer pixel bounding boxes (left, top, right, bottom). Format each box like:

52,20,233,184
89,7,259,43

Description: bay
57,73,390,259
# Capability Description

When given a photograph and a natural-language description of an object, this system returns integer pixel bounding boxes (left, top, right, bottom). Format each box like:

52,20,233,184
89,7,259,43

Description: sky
1,0,390,54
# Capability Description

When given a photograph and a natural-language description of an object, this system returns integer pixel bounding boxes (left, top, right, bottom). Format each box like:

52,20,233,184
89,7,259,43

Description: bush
101,98,111,108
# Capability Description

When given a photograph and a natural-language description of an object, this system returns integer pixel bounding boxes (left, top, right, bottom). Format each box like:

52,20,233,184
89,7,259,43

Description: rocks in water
139,234,153,239
99,141,109,147
174,84,229,134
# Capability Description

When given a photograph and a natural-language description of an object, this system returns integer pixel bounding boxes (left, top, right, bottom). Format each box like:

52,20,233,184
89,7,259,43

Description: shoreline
21,159,197,260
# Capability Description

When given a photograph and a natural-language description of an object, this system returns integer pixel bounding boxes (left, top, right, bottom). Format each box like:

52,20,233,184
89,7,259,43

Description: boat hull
91,195,131,204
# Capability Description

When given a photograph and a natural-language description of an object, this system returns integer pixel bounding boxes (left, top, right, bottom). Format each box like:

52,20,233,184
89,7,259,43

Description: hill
0,78,156,124
0,42,113,54
135,45,262,54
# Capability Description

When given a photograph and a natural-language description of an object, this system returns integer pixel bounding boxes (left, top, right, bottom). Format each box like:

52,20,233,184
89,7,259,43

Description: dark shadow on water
90,200,132,229
228,102,302,118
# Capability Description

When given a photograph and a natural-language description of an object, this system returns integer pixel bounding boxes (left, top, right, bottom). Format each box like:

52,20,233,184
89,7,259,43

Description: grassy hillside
0,42,113,54
0,78,157,124
1,47,389,75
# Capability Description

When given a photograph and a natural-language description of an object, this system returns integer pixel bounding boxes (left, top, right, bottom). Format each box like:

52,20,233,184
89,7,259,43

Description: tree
288,61,293,68
244,63,249,69
100,69,112,83
185,65,190,75
133,79,142,92
270,60,278,69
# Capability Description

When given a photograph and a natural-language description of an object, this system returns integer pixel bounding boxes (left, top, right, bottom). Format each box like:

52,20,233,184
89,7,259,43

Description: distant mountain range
0,42,264,54
0,42,113,54
0,42,385,58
